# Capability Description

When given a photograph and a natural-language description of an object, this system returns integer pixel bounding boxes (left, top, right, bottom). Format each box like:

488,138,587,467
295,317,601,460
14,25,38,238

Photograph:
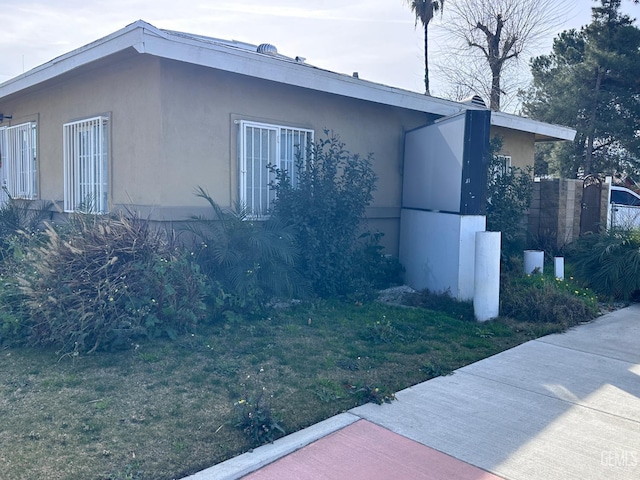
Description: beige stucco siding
0,51,164,208
0,49,542,255
155,58,429,213
490,126,535,172
150,58,430,251
0,52,428,252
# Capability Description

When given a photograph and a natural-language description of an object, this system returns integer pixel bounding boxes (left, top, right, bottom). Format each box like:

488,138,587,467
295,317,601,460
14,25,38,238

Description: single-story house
0,20,575,281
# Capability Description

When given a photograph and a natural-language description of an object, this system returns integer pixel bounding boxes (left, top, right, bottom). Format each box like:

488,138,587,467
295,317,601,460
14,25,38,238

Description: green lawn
0,297,564,480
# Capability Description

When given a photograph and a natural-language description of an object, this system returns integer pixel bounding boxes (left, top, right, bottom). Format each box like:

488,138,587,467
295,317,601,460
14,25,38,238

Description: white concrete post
554,257,565,280
474,231,501,322
524,250,544,275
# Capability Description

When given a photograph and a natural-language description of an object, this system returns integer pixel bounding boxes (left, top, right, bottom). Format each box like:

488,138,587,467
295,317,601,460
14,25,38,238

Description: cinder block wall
600,182,611,229
527,179,584,250
563,179,583,245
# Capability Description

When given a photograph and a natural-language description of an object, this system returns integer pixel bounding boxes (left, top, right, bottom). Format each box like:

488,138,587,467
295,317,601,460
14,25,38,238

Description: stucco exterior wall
151,58,431,252
0,52,164,209
0,52,431,253
154,59,430,211
0,48,551,255
490,126,535,172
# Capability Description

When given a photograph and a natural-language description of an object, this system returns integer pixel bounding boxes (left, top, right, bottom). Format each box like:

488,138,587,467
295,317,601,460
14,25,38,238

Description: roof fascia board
0,20,576,142
138,33,576,141
491,111,576,142
0,21,154,98
139,33,464,117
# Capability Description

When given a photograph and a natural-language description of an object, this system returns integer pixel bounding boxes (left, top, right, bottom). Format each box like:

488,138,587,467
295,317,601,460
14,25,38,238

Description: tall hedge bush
268,131,393,298
485,137,533,256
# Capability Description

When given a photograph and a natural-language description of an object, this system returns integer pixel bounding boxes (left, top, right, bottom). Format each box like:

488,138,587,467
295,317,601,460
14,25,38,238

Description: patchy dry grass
0,299,562,479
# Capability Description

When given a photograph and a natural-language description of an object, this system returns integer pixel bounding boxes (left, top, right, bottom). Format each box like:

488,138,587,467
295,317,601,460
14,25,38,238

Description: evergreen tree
522,0,640,177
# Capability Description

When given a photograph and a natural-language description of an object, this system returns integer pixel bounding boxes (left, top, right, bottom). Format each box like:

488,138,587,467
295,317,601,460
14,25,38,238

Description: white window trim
0,122,38,200
0,126,5,205
63,115,109,214
238,120,313,217
495,154,512,174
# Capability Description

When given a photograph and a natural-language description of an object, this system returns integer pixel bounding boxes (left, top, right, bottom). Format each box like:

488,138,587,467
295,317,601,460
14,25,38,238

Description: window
0,122,38,199
0,128,5,205
63,116,109,213
611,189,640,206
493,154,512,176
239,121,313,216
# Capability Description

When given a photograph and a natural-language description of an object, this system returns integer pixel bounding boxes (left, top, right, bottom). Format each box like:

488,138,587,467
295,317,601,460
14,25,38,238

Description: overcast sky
1,0,638,104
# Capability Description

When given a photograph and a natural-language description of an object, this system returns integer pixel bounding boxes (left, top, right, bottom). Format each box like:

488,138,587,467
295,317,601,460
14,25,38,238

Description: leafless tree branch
435,0,572,110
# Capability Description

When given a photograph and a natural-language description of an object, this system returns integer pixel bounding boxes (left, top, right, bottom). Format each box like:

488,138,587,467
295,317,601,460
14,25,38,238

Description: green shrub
187,188,310,314
16,213,208,353
568,227,640,301
0,273,30,345
0,190,52,263
354,231,404,291
0,190,52,243
486,137,533,256
268,131,387,298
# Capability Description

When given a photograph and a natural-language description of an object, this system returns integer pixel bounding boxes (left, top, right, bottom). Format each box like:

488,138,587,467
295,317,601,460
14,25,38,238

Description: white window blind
239,121,313,216
0,122,37,199
63,116,109,213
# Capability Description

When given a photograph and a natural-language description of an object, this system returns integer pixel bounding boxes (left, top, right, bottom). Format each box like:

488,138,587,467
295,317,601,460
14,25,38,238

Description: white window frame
239,120,313,217
0,122,38,200
63,116,109,214
492,154,512,178
0,127,6,205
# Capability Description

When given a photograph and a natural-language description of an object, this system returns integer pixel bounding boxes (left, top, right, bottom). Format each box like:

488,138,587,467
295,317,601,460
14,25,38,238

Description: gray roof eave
0,20,576,142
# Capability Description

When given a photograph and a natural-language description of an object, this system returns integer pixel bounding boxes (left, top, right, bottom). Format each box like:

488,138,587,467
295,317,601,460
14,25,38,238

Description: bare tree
439,0,571,111
436,47,526,111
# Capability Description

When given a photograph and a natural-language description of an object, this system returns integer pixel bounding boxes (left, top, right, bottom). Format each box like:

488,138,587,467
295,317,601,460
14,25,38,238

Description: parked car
609,185,640,229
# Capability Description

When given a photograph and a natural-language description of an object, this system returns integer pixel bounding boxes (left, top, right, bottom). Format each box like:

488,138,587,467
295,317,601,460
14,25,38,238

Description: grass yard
0,297,569,480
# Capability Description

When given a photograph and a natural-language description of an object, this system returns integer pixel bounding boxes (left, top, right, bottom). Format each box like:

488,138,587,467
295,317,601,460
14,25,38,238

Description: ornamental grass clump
0,188,52,253
568,227,640,301
16,212,208,353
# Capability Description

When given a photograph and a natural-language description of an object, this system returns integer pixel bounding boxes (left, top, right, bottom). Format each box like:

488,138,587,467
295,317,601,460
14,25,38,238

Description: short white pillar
524,250,544,275
554,257,565,280
474,231,501,322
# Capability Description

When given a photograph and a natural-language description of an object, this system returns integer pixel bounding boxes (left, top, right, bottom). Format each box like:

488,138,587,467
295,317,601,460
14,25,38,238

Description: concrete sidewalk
184,304,640,480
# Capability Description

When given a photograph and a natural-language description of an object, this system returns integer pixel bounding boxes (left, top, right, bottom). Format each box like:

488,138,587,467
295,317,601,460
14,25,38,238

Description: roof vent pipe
257,43,278,55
